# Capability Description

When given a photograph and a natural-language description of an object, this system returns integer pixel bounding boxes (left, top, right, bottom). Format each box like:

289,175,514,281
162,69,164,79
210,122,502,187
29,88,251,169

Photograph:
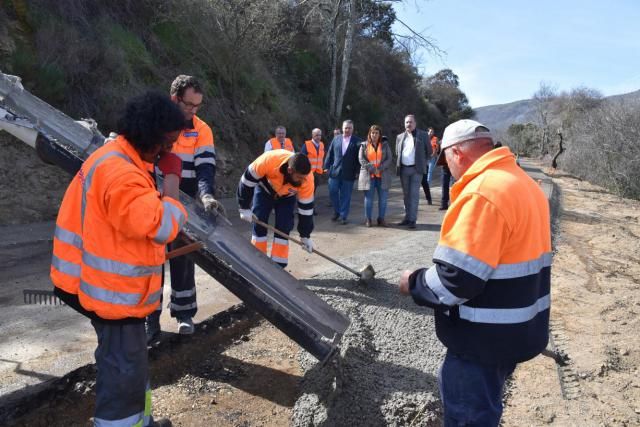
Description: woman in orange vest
51,92,187,427
357,125,393,227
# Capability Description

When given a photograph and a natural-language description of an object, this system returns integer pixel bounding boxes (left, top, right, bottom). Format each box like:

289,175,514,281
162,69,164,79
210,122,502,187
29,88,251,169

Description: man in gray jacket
395,114,432,228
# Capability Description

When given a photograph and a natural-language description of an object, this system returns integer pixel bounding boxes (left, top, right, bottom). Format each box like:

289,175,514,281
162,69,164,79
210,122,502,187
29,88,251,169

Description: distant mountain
474,89,640,131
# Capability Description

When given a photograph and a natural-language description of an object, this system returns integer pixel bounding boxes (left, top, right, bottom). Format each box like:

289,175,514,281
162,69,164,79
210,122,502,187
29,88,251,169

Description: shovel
251,215,376,283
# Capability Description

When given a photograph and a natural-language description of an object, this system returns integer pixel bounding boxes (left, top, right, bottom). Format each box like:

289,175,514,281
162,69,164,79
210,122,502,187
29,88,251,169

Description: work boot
177,317,195,335
146,311,161,346
396,219,410,226
408,221,417,229
150,418,173,427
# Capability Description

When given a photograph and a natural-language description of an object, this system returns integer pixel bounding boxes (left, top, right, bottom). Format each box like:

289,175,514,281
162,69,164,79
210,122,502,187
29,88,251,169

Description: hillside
475,89,640,131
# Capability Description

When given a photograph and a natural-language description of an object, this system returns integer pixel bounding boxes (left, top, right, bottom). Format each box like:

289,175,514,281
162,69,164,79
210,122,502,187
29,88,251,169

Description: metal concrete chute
0,70,350,363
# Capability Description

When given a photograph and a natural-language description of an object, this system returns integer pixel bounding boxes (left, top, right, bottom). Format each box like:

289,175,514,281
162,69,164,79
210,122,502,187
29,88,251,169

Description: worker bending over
51,92,187,427
398,119,551,426
237,150,314,267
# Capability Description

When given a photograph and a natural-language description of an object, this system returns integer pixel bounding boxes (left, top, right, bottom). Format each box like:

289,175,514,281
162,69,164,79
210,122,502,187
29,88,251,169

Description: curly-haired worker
51,91,186,427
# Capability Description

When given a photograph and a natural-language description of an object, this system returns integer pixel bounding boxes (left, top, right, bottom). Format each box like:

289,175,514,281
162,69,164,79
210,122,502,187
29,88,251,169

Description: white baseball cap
436,119,493,166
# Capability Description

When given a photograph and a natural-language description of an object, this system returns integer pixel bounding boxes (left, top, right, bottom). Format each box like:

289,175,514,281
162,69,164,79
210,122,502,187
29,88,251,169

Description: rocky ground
502,170,640,427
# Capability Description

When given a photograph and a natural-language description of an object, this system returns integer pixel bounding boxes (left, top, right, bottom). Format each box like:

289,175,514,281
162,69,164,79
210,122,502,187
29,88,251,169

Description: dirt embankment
502,171,640,426
0,134,70,225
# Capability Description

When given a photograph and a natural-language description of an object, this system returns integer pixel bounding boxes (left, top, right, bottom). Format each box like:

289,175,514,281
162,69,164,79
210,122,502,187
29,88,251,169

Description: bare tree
532,81,557,156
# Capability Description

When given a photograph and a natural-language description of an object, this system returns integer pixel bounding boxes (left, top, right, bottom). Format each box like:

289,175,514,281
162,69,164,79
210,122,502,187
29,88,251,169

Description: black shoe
408,221,416,229
151,418,173,427
427,200,433,205
439,206,448,211
365,219,372,227
396,219,410,226
377,218,388,227
332,213,340,221
341,218,348,225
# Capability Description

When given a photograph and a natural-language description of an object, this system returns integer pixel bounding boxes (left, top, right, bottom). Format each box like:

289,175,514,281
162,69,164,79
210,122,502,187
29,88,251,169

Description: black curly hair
116,91,185,153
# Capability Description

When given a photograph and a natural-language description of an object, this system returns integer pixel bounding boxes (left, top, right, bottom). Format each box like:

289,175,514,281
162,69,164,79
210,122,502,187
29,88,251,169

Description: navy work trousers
252,185,296,267
91,320,152,426
168,243,197,319
439,351,516,427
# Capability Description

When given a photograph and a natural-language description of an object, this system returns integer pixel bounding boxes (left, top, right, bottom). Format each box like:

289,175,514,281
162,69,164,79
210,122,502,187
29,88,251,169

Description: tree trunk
552,132,564,169
327,0,343,121
335,0,355,121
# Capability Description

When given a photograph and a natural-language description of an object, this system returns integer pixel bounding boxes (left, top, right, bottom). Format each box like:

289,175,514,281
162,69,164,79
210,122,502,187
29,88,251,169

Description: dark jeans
441,167,452,208
439,351,516,427
421,171,432,203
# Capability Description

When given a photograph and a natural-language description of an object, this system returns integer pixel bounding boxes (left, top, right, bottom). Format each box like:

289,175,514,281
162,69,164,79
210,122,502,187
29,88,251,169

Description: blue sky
393,0,640,107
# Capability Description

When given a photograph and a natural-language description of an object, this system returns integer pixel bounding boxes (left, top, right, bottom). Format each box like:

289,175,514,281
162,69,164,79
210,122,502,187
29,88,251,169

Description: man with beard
237,150,315,267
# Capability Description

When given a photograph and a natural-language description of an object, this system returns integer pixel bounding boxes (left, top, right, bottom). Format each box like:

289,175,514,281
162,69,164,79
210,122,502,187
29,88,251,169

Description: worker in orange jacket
146,75,219,342
264,125,295,152
300,128,325,204
398,119,551,426
237,150,314,267
51,92,187,427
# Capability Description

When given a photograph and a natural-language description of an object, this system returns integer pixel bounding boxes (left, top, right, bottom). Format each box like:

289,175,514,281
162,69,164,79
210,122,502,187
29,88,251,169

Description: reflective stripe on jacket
265,137,295,152
157,115,215,197
410,146,551,364
303,140,325,174
51,136,187,320
237,149,314,237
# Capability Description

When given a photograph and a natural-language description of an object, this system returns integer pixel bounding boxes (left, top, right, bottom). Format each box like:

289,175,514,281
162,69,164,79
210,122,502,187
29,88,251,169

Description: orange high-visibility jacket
303,140,325,174
265,137,295,152
410,147,551,364
51,136,187,320
155,115,216,198
237,149,314,237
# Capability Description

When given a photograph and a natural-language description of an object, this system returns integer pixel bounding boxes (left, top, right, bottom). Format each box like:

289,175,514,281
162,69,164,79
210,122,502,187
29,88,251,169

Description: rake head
23,289,65,306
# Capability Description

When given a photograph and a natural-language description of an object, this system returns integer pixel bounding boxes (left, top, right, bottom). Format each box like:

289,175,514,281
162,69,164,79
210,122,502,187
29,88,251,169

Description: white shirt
341,135,351,155
401,132,416,165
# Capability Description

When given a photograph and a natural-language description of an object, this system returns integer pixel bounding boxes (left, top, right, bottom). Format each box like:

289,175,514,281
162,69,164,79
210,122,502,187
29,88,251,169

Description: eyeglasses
178,97,203,110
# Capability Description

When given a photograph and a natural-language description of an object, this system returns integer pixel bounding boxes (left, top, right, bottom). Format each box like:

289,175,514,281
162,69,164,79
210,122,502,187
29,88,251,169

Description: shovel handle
251,216,361,277
166,241,204,260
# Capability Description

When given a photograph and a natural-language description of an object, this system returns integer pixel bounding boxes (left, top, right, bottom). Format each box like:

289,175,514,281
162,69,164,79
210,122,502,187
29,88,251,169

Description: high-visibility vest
155,115,216,197
430,135,438,152
269,137,294,152
51,136,187,320
304,140,325,174
424,146,551,364
366,142,383,178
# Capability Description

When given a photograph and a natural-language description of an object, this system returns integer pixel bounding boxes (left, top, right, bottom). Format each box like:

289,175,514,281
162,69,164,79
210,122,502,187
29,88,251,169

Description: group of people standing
260,115,452,230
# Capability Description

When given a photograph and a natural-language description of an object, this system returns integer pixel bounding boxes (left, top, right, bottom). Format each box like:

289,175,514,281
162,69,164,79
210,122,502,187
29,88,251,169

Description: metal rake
23,289,65,306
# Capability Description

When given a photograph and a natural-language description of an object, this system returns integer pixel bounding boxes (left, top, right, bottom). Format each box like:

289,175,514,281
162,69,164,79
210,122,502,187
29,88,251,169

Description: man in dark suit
324,119,362,224
395,114,432,229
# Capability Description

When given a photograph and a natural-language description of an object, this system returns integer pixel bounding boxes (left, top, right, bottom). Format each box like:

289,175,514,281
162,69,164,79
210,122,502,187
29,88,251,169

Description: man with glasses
146,75,219,343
